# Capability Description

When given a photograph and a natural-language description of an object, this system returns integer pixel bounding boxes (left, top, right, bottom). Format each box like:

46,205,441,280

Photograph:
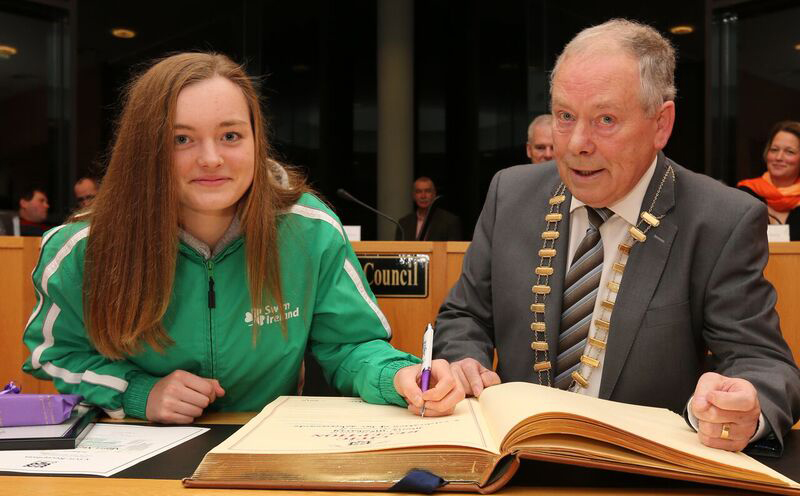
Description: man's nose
567,121,594,156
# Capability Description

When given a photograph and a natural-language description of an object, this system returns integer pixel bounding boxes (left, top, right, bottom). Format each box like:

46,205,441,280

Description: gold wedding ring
720,423,731,440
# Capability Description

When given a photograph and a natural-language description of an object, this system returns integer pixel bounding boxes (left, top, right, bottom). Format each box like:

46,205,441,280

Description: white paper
0,423,208,476
767,224,790,242
343,225,361,241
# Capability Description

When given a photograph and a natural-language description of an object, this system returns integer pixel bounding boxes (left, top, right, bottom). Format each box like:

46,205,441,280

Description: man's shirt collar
569,155,658,226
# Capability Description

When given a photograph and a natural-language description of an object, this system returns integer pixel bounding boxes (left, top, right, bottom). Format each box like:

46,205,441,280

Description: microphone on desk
336,188,405,240
417,195,443,241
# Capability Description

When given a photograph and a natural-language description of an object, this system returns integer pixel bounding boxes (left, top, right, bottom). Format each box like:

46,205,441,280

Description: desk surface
0,477,746,496
3,412,797,496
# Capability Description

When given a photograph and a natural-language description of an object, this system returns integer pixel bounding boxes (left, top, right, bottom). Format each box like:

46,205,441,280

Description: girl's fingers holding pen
420,376,465,417
394,364,424,408
423,359,465,403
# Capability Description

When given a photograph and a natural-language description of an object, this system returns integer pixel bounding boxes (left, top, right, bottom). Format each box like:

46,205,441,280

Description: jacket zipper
207,262,216,309
206,260,216,378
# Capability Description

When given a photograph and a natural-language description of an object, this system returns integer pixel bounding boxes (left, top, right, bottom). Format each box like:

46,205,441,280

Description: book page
210,396,501,455
478,382,799,488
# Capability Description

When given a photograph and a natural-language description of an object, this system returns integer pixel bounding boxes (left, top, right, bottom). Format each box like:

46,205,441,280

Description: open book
184,382,800,494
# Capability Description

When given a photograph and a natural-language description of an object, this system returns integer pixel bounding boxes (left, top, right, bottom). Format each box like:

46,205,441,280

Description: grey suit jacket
434,154,800,445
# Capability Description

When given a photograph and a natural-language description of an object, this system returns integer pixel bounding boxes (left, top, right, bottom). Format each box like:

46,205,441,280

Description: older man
526,114,554,164
434,19,800,453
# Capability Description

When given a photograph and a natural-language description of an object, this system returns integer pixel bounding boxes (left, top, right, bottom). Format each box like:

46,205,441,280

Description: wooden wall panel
764,242,800,365
0,236,56,394
351,241,468,357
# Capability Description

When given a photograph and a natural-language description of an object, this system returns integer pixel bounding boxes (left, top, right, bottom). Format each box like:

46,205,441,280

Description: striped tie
554,207,612,390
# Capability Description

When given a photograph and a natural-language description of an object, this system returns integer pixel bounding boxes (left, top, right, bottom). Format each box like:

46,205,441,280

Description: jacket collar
179,215,242,260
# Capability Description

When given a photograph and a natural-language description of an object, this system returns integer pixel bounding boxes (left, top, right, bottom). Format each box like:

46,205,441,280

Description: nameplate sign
767,224,790,243
357,254,429,298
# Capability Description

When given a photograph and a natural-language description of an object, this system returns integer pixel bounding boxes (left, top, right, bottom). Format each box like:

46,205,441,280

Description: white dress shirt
566,157,657,398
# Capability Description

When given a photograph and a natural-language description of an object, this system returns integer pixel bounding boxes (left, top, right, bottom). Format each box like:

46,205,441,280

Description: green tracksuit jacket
23,194,419,419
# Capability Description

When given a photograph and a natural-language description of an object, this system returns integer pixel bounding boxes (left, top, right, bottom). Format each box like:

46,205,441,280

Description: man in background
526,114,554,164
74,176,99,209
395,176,462,241
18,187,50,236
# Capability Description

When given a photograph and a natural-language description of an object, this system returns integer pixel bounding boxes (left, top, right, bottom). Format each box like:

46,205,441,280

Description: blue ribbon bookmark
389,469,445,494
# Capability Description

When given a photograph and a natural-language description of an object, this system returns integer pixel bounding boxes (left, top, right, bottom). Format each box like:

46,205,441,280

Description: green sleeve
308,219,421,407
22,226,158,419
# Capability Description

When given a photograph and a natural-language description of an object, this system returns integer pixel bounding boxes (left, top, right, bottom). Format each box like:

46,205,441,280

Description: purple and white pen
419,323,434,417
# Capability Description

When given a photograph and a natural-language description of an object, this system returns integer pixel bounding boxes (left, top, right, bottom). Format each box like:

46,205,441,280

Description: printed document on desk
0,423,208,476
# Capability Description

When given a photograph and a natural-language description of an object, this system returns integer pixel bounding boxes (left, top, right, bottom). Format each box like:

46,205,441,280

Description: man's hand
690,372,760,452
394,359,465,416
146,370,226,424
449,357,501,397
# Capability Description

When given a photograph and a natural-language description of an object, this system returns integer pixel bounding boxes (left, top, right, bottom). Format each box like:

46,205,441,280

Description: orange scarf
737,172,800,212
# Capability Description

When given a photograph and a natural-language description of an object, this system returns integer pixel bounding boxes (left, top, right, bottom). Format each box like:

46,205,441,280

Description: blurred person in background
526,114,554,164
74,177,99,209
737,121,800,240
18,187,50,236
396,176,462,241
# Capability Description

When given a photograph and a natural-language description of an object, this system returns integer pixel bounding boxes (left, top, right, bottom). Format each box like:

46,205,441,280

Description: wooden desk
2,478,738,496
2,411,788,496
764,242,800,365
352,241,468,356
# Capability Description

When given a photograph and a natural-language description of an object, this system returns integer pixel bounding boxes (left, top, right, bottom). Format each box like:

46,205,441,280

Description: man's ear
653,101,675,151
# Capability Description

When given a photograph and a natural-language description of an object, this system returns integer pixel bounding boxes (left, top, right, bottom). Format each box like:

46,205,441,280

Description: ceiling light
669,25,694,35
794,43,800,51
111,28,136,39
0,45,18,59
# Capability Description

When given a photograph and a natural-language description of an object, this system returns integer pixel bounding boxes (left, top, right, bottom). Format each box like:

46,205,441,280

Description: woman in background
23,52,462,423
738,120,800,240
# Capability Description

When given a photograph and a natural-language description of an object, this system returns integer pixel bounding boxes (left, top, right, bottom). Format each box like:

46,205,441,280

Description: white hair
527,114,552,142
550,19,676,116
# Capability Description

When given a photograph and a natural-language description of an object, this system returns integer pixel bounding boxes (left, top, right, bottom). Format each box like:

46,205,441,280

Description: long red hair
82,52,306,358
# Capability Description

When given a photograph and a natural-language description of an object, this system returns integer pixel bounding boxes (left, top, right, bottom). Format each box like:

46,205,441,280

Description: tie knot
586,207,612,230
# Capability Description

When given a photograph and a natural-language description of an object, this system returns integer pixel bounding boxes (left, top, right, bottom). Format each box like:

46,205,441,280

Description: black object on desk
0,407,98,451
111,423,239,480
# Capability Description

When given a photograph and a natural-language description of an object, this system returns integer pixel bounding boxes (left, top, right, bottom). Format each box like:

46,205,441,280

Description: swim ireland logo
245,302,300,326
